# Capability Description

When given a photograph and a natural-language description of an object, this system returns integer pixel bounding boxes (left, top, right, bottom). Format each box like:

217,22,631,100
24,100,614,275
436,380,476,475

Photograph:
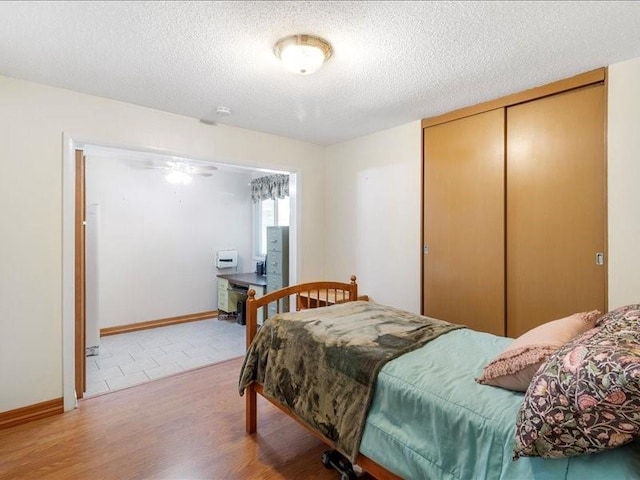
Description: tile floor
85,316,245,397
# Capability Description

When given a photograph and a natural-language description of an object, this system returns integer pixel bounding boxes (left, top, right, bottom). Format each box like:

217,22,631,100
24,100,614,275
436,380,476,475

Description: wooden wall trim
420,116,426,315
0,398,63,430
100,310,218,337
422,68,606,128
75,149,86,399
602,67,609,312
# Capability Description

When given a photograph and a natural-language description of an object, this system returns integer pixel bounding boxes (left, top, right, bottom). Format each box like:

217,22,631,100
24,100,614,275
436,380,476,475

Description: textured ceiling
1,1,640,145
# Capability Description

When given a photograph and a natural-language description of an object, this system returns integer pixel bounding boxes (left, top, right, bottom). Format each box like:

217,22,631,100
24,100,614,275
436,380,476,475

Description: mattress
359,329,640,479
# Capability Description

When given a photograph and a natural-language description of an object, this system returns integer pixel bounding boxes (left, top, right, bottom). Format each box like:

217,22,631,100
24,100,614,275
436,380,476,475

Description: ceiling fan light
165,170,192,185
274,34,332,75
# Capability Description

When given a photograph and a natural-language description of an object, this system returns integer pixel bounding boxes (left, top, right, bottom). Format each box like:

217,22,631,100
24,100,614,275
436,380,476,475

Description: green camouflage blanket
238,300,463,462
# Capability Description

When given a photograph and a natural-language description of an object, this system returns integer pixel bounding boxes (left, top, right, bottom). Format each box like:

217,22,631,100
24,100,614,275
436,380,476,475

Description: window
250,173,290,258
254,196,289,257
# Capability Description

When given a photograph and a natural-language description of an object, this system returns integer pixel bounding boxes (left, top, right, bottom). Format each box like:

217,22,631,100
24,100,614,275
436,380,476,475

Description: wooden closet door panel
506,84,606,337
423,109,505,335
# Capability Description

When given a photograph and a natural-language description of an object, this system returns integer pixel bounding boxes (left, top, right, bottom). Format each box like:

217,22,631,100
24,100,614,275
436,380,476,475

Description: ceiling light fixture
165,161,195,185
274,34,332,75
165,170,192,185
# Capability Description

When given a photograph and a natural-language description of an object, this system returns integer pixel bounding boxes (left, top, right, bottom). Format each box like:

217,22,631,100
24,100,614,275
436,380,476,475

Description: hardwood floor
0,358,360,480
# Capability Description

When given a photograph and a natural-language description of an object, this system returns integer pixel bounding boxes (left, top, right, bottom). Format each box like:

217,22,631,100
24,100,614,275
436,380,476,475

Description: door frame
61,134,301,411
74,149,86,399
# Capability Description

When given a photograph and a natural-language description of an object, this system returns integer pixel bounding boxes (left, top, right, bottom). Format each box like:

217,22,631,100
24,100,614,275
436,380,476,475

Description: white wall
0,74,324,413
324,121,422,313
608,57,640,309
86,154,253,328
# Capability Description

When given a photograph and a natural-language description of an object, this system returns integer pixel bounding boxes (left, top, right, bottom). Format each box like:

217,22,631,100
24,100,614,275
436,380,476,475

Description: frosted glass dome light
274,34,333,75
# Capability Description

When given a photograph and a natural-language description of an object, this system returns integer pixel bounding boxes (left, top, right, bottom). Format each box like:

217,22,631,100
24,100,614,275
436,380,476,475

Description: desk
217,273,267,323
217,272,267,289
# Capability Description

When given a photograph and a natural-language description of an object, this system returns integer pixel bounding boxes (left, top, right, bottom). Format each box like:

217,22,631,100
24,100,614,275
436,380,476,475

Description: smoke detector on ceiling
216,106,231,116
199,106,231,125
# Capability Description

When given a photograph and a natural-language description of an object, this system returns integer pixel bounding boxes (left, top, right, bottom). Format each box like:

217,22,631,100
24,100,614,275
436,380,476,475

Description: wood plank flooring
0,358,363,480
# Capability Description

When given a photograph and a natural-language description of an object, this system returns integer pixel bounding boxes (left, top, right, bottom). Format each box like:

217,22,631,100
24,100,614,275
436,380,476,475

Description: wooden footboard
243,275,402,480
245,275,358,433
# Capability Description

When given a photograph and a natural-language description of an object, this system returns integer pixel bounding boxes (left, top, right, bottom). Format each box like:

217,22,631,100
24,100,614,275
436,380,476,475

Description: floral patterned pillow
513,306,640,458
595,303,640,326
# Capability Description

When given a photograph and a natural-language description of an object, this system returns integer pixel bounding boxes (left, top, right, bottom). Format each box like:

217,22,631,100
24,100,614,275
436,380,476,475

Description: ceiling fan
125,155,218,184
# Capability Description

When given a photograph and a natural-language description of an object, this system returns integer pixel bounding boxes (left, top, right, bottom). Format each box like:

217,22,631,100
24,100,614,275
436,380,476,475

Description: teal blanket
360,329,640,479
239,300,462,462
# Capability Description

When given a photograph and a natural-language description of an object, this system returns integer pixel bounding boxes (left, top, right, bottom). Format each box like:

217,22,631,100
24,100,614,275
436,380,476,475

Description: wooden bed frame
244,275,402,480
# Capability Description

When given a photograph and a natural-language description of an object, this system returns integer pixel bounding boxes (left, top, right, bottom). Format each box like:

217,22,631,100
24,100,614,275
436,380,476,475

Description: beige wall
2,55,639,414
324,121,422,313
608,57,640,309
0,75,324,413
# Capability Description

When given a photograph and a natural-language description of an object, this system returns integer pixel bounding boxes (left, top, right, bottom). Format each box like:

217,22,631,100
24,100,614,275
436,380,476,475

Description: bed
239,276,640,479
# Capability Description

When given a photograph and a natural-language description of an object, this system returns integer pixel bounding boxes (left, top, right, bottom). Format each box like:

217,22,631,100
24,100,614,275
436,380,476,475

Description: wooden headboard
245,275,358,348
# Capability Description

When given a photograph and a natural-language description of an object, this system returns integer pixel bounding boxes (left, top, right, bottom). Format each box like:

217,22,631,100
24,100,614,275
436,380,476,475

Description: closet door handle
595,252,604,266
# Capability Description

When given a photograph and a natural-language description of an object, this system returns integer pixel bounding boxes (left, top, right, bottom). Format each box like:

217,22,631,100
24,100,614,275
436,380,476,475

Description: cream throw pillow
476,310,601,392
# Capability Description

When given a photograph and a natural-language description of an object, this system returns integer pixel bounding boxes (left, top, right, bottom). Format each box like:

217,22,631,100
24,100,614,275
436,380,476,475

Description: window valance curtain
250,174,289,203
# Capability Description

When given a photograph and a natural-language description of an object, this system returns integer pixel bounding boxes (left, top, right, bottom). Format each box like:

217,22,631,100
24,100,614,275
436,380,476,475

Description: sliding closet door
423,109,505,335
506,84,606,337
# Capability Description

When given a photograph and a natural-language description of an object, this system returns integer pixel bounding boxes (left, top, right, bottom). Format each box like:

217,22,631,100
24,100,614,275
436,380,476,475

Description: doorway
67,141,298,405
